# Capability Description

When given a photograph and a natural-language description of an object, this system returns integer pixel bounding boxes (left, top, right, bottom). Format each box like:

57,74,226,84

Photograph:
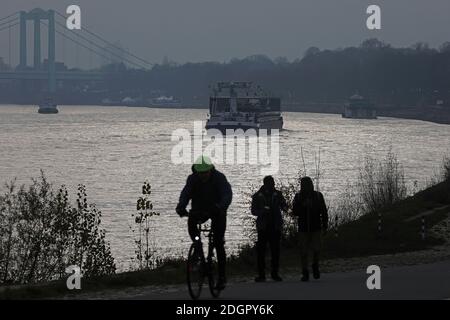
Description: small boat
342,94,377,119
147,96,182,108
38,98,59,114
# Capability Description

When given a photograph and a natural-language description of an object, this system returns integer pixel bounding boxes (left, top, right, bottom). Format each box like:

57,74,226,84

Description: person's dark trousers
188,211,227,280
256,228,281,277
299,232,321,270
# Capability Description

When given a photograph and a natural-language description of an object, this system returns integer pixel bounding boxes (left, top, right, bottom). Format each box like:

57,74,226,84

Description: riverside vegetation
0,153,449,298
0,172,115,286
131,182,161,270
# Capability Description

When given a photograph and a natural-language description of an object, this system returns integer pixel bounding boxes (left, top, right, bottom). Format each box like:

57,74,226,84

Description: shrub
357,150,407,214
442,156,450,182
329,182,363,226
131,182,160,270
0,173,115,285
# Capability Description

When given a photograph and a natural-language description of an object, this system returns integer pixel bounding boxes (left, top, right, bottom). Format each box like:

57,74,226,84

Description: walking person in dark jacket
292,176,328,281
251,176,287,282
176,155,233,290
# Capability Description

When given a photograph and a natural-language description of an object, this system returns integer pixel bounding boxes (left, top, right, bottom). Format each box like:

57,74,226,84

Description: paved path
132,260,450,300
404,206,450,222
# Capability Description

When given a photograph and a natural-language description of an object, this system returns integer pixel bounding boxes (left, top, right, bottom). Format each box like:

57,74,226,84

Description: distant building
432,90,450,107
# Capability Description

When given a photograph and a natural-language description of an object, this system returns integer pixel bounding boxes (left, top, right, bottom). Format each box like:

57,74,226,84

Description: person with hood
176,155,232,290
251,176,287,282
292,176,328,281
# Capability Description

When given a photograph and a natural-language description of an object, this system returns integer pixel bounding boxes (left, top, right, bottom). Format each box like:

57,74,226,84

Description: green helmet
193,155,214,173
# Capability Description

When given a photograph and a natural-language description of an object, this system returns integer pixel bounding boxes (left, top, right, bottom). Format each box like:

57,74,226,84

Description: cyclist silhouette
176,155,232,290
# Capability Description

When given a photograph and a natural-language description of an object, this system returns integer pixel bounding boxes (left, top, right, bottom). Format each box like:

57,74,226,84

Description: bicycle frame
186,220,221,299
198,223,214,272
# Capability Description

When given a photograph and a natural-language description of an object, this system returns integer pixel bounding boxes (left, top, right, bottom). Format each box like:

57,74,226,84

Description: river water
1,105,449,270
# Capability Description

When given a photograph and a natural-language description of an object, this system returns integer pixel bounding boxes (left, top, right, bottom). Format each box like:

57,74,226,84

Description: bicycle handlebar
178,209,213,234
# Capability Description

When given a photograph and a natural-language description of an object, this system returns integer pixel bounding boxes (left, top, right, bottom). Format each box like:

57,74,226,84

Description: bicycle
184,213,222,300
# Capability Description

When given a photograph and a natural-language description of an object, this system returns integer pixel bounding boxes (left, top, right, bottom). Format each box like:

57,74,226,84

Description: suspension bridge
0,8,153,95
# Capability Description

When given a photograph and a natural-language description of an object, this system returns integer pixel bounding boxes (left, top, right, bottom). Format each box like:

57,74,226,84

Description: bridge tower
19,9,56,94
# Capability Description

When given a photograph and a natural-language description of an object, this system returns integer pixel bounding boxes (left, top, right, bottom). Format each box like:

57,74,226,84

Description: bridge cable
0,22,19,33
8,20,11,66
62,26,66,66
41,21,121,68
57,30,115,68
0,18,19,29
89,44,92,70
75,36,79,69
52,22,147,69
40,21,114,66
55,10,153,67
0,12,19,22
52,20,148,69
80,27,154,67
54,21,145,69
54,10,153,67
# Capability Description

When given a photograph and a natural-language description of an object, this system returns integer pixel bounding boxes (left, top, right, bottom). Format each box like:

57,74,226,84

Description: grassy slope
1,180,449,299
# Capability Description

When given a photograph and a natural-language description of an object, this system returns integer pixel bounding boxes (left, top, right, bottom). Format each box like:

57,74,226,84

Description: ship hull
205,118,283,133
342,106,377,119
38,106,59,114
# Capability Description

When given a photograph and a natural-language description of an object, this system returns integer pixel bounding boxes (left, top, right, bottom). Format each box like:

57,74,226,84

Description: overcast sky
1,0,450,68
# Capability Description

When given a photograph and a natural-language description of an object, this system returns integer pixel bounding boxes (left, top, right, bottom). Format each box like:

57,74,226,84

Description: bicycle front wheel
187,242,204,300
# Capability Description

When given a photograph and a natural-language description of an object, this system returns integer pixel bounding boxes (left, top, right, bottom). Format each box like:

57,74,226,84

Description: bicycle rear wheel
187,242,204,300
208,246,221,298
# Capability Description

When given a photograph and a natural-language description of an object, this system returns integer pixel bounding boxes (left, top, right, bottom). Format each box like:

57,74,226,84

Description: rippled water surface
1,105,449,270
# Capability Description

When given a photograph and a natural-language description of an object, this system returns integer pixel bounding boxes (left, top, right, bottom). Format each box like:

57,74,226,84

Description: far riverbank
2,102,450,125
282,103,450,125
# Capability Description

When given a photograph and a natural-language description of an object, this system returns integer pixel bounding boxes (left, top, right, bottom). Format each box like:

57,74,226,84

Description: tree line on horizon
99,38,450,106
2,38,450,106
